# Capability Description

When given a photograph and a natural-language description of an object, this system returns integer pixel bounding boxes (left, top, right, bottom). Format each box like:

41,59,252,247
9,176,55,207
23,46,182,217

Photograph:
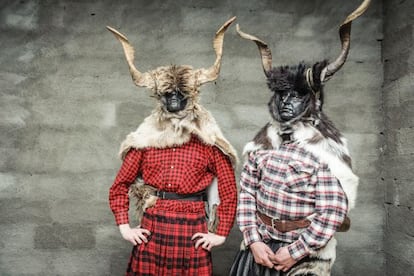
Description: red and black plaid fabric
127,201,212,275
109,135,237,275
109,135,237,236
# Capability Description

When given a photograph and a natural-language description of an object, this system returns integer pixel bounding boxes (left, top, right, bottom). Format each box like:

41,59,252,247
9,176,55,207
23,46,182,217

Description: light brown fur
129,180,158,225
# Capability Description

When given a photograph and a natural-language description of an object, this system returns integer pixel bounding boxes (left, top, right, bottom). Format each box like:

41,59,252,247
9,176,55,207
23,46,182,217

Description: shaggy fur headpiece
266,61,326,123
106,17,236,109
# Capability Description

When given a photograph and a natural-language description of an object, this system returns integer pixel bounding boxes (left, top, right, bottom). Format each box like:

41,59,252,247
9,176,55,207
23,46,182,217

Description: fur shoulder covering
243,121,358,211
119,103,238,167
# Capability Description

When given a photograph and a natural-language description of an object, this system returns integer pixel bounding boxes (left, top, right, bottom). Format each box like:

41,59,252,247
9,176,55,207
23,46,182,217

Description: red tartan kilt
126,200,212,276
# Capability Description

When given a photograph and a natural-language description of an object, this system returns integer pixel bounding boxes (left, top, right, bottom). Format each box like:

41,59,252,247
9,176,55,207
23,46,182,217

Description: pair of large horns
236,0,371,82
107,16,237,90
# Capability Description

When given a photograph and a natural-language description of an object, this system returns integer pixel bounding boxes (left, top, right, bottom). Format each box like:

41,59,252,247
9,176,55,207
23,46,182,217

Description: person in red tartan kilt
107,17,238,275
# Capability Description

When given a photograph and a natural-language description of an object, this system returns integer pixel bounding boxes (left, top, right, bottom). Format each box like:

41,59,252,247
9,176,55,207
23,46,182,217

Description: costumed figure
230,1,370,275
108,17,238,275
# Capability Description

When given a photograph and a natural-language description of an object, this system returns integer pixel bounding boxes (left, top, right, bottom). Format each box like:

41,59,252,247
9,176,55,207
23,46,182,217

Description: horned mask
107,17,236,118
236,0,371,124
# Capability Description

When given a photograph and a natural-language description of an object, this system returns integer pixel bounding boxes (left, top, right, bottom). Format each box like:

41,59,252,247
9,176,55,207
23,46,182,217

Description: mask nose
281,92,291,104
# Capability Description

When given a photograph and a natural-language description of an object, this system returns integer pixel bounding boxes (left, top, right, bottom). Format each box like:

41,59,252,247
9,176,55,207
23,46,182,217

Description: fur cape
119,103,237,165
242,119,358,275
120,102,237,231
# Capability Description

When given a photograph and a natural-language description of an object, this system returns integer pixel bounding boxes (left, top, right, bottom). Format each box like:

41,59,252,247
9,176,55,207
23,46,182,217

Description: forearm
287,209,345,260
237,154,262,246
212,147,238,236
288,169,348,260
237,190,261,246
109,183,131,225
109,149,142,225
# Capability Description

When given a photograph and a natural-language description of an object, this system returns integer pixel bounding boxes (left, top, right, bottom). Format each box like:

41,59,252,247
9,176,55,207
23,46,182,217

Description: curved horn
196,16,237,85
236,24,273,77
321,0,371,82
107,26,155,88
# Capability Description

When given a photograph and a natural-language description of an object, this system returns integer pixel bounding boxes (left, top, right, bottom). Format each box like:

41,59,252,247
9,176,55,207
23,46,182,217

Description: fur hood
119,102,238,167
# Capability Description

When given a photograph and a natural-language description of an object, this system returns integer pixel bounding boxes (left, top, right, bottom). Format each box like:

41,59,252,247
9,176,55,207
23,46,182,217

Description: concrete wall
382,0,414,275
0,0,385,275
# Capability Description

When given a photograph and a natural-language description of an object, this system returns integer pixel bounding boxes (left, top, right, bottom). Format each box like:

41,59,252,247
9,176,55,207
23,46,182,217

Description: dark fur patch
265,61,329,123
316,112,343,144
307,131,324,144
341,153,353,169
253,123,273,150
267,62,310,95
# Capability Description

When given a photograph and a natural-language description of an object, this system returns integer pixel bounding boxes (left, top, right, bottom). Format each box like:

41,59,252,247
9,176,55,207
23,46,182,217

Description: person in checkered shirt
230,2,369,273
107,17,238,275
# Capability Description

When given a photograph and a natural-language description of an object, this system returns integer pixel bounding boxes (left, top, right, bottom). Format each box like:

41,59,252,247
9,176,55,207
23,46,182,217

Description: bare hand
269,246,297,272
191,232,226,251
119,224,151,246
249,241,275,269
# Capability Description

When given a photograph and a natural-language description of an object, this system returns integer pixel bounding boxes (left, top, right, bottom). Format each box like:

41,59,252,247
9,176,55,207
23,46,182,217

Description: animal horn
236,24,273,77
195,16,237,85
321,0,371,82
107,26,155,88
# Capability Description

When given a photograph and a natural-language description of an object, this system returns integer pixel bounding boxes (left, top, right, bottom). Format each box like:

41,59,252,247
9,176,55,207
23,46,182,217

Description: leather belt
257,212,311,233
155,190,206,201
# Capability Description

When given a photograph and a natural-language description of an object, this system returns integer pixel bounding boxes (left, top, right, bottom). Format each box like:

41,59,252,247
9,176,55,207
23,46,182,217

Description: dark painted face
277,90,307,121
162,90,188,113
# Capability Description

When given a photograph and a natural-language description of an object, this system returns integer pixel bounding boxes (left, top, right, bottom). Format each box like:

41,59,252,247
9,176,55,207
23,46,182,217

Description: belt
154,190,206,201
257,212,311,233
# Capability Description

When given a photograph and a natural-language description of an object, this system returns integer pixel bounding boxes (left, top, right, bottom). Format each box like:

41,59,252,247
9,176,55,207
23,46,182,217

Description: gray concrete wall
0,0,385,275
382,0,414,275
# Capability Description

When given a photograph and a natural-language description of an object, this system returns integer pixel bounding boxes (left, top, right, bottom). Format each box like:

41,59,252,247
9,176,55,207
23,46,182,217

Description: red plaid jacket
238,143,348,260
109,135,237,236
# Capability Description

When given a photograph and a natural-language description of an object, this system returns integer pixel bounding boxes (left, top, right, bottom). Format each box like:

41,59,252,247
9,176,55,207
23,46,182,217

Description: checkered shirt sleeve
237,152,263,246
109,149,142,225
287,163,348,260
208,146,238,236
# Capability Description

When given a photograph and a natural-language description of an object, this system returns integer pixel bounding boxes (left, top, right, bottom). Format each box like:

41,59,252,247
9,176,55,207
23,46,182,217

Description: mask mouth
166,100,184,112
168,98,180,108
279,109,295,121
281,105,293,112
163,91,189,113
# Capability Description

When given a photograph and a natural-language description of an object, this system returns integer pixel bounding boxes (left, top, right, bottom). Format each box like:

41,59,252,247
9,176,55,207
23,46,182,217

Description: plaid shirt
109,135,237,236
238,143,348,260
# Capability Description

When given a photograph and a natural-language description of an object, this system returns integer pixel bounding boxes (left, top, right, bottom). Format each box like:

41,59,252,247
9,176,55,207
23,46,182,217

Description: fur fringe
119,103,237,166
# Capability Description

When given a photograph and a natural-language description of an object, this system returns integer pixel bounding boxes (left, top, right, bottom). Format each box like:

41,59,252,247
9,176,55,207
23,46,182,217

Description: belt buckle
156,190,165,199
271,218,279,229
